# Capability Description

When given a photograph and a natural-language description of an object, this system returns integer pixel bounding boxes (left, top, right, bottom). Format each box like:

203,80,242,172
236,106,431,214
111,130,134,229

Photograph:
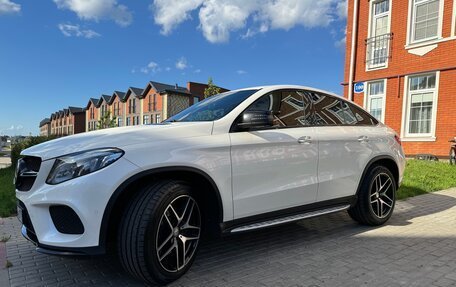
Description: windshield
165,89,260,122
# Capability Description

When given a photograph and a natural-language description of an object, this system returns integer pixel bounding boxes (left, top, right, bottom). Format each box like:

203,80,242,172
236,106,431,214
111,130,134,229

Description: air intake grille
15,156,41,191
49,205,85,235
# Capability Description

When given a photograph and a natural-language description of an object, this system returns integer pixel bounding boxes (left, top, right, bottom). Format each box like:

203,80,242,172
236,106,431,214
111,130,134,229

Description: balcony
365,33,393,69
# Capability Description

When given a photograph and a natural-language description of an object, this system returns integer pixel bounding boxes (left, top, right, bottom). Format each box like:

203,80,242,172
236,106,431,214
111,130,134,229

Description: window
126,117,131,126
366,0,391,69
411,0,440,43
143,115,149,125
244,90,311,128
166,90,259,122
305,92,378,126
118,117,123,127
193,97,199,105
156,114,161,123
132,99,136,114
405,73,437,137
366,80,386,122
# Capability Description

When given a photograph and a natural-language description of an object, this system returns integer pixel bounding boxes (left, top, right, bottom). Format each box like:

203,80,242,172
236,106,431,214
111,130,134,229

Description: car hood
22,122,214,160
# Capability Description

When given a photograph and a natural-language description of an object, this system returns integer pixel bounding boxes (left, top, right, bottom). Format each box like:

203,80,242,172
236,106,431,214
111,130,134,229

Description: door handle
298,136,312,144
358,135,369,143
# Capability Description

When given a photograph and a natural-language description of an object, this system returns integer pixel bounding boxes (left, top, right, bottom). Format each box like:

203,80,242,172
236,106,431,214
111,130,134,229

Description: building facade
39,118,51,136
47,107,85,136
344,0,456,157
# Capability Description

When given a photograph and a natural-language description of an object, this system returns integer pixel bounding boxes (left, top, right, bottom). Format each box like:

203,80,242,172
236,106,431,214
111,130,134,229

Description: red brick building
48,107,85,136
343,0,456,157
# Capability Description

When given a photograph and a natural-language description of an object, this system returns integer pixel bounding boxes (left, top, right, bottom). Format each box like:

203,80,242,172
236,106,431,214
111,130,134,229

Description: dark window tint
348,102,378,125
302,91,377,126
246,90,311,128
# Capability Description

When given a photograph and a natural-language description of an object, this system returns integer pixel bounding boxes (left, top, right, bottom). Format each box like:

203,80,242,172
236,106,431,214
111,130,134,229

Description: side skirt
220,196,355,234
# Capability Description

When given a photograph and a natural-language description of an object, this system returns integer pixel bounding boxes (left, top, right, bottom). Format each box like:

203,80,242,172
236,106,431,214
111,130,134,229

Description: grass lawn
397,159,456,199
0,160,455,217
0,166,15,217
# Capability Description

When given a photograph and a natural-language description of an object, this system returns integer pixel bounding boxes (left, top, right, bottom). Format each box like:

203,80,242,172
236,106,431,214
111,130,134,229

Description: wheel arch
356,155,400,197
99,166,224,251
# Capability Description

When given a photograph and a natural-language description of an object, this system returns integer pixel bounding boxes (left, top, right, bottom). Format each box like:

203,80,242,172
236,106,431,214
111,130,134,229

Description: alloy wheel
369,173,394,218
156,195,201,273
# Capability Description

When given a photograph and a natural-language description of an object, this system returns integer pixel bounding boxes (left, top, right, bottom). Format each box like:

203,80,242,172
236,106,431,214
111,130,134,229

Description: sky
0,0,347,136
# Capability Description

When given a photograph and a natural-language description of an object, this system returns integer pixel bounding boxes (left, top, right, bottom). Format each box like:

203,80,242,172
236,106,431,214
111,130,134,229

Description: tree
204,77,221,99
97,110,117,129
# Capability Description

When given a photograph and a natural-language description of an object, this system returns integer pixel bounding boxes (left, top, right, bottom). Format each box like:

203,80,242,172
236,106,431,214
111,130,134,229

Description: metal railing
365,33,393,68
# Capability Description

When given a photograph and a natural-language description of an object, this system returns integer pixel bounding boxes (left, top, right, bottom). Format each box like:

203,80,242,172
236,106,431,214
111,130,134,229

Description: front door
230,90,318,219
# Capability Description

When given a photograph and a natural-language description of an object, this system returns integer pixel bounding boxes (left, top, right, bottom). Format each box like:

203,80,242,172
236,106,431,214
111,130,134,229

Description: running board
230,204,350,233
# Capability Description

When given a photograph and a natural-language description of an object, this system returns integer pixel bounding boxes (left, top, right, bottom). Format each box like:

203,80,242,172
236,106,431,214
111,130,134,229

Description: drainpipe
348,0,360,101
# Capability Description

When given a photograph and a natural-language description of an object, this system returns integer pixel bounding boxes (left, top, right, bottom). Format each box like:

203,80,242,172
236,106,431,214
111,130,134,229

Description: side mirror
236,110,273,130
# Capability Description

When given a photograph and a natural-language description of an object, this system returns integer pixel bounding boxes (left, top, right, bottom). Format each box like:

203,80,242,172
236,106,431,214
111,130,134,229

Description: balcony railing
365,33,393,68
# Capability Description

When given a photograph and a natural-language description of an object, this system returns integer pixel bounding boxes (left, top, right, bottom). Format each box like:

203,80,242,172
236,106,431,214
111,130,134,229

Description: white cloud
237,69,246,74
198,0,255,43
194,69,201,73
54,0,133,27
165,66,171,71
151,0,344,43
152,0,204,35
175,57,187,70
58,23,101,38
0,0,20,14
6,124,22,130
336,0,347,19
140,61,160,74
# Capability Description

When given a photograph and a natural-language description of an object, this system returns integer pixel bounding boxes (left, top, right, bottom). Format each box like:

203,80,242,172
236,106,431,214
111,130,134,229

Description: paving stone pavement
1,188,456,287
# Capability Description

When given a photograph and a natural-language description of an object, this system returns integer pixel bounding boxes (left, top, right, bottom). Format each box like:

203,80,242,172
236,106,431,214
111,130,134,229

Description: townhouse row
40,81,227,137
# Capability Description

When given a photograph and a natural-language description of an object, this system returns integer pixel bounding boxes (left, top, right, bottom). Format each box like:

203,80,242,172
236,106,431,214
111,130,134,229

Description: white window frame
364,79,387,123
400,72,439,141
366,0,392,71
452,0,456,36
406,0,444,45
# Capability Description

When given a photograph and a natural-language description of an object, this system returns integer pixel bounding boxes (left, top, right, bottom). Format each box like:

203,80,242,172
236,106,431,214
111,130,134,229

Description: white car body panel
230,127,318,218
16,84,406,250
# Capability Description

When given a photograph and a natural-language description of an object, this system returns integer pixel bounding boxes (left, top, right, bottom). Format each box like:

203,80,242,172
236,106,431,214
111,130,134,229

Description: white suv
16,85,405,285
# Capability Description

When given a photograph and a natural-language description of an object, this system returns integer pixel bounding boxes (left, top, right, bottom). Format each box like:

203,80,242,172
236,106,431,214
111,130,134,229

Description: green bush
11,136,58,169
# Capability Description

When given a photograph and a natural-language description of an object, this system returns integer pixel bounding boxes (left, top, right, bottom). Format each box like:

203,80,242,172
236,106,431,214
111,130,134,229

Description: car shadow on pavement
4,192,456,287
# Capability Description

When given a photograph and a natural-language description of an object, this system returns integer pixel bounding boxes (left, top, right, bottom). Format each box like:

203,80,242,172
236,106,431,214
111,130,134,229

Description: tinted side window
246,90,311,128
347,102,378,125
302,91,377,126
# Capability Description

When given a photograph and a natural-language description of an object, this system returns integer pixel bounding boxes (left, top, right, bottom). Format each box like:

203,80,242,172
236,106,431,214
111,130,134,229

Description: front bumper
16,157,140,253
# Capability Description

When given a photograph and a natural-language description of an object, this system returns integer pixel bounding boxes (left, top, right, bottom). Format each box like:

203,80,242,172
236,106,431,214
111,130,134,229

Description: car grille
15,156,41,192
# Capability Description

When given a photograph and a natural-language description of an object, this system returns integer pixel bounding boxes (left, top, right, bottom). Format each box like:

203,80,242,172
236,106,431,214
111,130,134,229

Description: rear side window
301,91,378,126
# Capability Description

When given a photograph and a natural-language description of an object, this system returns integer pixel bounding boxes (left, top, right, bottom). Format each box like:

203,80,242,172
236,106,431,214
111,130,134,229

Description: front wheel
450,148,456,165
348,166,396,226
118,180,202,285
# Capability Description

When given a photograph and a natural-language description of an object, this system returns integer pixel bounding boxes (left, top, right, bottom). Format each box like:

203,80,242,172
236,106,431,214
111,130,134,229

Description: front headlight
46,148,124,185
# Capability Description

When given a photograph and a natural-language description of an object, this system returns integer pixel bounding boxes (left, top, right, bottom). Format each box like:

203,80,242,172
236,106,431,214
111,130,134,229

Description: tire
348,165,396,226
118,180,202,286
450,148,456,165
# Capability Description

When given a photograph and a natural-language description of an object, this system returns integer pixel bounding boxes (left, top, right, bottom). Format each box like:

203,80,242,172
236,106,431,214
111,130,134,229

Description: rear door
302,91,378,202
230,90,318,219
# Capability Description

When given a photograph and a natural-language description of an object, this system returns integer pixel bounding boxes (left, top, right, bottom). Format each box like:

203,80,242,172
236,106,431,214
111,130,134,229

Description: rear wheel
450,148,456,165
348,166,396,226
118,180,202,285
